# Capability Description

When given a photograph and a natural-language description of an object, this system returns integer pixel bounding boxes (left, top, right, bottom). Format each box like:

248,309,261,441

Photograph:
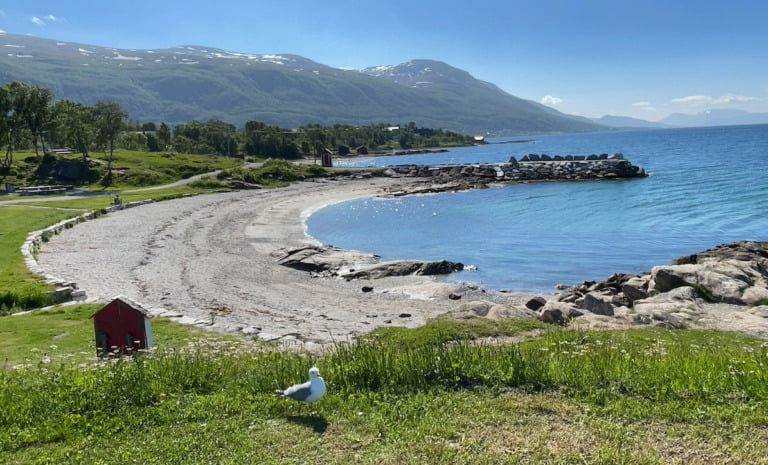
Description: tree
157,122,171,151
51,99,94,161
0,82,28,170
92,100,128,177
0,85,13,170
24,85,53,159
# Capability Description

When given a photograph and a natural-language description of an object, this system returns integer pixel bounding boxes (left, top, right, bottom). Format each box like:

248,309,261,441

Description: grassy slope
2,151,768,463
1,319,767,464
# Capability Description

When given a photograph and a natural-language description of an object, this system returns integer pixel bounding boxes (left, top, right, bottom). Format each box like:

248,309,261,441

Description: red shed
320,148,333,167
91,296,153,356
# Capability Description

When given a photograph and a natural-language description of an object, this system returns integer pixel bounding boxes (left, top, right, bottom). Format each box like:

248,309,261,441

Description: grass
1,318,767,464
5,149,243,189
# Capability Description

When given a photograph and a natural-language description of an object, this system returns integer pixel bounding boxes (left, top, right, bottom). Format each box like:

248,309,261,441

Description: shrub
188,176,226,189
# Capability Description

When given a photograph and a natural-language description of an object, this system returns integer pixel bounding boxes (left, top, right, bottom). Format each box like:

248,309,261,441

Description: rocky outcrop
273,245,464,279
550,241,768,336
342,259,464,280
443,300,538,320
272,245,379,274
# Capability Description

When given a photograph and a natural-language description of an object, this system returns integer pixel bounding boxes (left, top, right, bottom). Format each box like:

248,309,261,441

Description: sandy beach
36,176,532,347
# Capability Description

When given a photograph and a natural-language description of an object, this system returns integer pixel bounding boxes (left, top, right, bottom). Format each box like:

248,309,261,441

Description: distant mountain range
0,32,605,136
656,109,768,128
2,32,765,135
590,115,672,129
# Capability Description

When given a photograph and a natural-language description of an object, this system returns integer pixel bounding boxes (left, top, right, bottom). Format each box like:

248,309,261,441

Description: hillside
0,32,607,136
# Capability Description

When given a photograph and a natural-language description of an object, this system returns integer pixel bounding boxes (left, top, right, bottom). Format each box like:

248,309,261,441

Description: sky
1,0,767,121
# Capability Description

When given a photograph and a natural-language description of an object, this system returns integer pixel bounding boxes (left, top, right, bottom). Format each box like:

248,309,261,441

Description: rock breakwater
382,153,646,190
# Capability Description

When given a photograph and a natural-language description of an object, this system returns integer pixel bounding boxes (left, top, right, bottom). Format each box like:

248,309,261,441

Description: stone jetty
393,152,646,181
375,153,646,195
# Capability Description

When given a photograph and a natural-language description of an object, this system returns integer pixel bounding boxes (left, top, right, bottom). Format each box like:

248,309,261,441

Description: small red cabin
320,149,333,167
91,296,153,356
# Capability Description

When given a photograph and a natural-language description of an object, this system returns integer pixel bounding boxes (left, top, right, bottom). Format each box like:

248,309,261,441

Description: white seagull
276,366,326,402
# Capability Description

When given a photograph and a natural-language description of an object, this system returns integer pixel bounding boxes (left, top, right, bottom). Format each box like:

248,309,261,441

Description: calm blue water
306,125,768,293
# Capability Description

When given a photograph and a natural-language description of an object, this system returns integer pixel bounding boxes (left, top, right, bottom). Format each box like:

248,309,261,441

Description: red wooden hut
91,296,153,356
320,148,333,167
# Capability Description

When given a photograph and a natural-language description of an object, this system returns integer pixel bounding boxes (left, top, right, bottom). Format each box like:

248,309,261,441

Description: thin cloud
672,93,760,106
31,14,66,26
632,101,655,112
713,93,760,104
541,95,563,106
671,95,712,105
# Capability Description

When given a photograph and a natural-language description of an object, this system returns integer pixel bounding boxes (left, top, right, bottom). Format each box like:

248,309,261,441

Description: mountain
0,32,607,136
590,115,671,129
658,109,768,128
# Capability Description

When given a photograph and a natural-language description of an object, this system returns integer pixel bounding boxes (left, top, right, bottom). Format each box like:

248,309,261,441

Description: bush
188,176,226,189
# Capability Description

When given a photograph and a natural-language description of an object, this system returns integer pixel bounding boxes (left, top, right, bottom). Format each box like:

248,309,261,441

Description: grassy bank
1,318,767,464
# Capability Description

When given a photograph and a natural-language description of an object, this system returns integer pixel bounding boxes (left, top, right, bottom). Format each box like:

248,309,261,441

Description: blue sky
1,0,767,121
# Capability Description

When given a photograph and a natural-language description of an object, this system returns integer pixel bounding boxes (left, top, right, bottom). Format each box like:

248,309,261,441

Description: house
356,146,369,155
91,296,153,356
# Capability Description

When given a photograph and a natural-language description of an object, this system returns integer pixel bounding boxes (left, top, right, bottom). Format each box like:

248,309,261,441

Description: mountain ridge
0,32,606,136
657,109,768,128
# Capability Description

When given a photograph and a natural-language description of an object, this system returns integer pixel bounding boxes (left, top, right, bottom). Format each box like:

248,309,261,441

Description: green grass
0,304,244,367
4,149,242,189
1,319,767,464
0,206,85,314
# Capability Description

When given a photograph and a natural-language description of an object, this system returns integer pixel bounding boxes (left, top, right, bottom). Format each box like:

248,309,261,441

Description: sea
305,124,768,293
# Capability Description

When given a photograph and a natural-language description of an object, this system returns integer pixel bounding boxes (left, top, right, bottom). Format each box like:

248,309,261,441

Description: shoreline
35,175,534,348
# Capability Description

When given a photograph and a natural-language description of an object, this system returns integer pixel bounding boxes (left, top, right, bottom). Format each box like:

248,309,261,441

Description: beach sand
36,176,533,347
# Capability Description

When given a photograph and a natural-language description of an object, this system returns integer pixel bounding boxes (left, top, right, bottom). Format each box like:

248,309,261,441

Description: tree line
1,81,477,169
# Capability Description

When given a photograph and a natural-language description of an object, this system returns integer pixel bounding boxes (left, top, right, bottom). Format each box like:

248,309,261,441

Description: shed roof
91,295,154,319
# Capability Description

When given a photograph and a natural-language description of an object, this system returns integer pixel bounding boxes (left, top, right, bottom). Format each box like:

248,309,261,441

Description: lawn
1,316,767,464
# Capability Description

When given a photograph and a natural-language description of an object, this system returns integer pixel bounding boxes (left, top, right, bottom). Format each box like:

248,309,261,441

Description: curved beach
36,176,531,347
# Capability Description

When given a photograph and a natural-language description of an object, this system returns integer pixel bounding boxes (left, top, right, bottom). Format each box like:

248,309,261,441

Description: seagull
276,366,326,403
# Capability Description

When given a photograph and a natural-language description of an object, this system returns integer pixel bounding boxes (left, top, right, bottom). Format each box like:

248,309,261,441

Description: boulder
525,296,547,311
273,245,377,274
633,286,700,315
342,259,463,280
622,276,650,303
446,300,537,320
538,307,565,325
650,262,753,304
579,292,615,316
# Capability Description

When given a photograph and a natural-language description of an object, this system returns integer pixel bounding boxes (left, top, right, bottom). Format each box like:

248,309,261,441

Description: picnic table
15,185,73,195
